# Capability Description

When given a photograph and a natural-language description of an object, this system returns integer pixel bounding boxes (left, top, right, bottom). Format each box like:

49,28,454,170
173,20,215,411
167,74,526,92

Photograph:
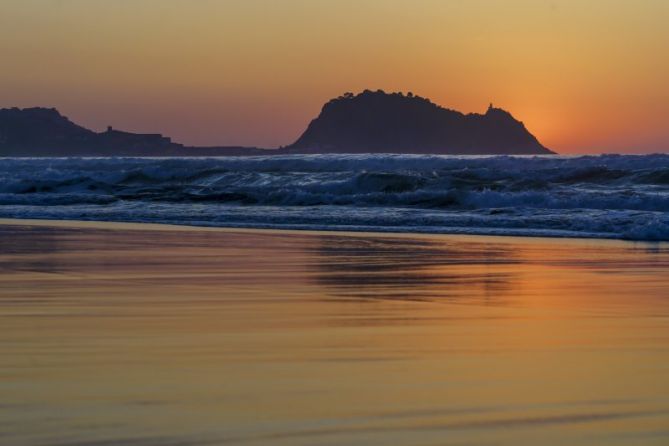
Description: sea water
1,154,668,240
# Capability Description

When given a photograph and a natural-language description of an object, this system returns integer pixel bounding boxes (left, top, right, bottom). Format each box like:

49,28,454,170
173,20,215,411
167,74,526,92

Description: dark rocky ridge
1,91,553,156
285,90,552,154
0,107,266,157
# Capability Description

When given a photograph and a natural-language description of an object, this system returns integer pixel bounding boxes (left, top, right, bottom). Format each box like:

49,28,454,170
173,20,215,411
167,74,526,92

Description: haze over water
2,221,669,445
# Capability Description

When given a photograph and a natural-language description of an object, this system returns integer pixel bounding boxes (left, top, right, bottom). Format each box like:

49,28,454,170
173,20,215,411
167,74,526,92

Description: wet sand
1,219,669,445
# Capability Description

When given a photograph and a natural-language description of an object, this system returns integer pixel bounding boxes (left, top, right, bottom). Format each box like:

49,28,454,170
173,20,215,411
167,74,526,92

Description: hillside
0,92,553,156
284,90,552,155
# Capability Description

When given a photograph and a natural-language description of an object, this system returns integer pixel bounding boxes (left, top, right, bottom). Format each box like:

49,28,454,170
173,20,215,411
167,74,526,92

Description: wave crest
1,154,668,240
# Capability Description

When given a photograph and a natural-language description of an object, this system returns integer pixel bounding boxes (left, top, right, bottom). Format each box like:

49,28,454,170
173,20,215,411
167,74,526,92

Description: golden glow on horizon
0,0,668,153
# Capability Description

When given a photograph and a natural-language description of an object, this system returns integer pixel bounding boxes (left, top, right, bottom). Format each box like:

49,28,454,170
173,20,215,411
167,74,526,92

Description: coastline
0,216,660,248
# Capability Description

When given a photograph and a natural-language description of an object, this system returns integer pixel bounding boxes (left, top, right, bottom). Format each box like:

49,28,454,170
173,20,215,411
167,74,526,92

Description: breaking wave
1,154,668,241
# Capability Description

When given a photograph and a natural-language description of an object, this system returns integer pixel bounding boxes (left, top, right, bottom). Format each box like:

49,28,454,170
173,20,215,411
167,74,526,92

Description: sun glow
1,0,668,153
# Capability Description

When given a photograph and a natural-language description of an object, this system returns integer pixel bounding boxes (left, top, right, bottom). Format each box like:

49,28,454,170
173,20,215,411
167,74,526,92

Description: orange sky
1,0,668,153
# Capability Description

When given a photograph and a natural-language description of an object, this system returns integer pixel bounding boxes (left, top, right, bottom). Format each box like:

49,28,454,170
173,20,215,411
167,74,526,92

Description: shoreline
0,216,663,248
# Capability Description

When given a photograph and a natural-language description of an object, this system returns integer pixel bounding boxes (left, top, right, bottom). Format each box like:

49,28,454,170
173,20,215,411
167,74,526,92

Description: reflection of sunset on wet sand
2,220,669,445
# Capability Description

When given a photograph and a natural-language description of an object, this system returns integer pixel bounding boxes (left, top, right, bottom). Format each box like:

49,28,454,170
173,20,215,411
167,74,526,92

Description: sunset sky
1,0,668,153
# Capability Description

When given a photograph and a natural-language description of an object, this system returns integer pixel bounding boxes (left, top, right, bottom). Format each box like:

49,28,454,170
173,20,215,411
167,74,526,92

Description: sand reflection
3,221,669,446
311,235,519,304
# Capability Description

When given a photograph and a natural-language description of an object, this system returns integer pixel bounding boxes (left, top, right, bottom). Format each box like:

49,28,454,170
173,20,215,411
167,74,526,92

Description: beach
2,219,669,445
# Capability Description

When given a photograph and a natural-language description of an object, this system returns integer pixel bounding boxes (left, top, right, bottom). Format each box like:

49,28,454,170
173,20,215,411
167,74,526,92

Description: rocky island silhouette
0,90,553,156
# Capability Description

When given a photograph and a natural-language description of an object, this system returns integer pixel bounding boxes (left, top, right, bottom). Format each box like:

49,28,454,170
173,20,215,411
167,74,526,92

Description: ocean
1,154,668,240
